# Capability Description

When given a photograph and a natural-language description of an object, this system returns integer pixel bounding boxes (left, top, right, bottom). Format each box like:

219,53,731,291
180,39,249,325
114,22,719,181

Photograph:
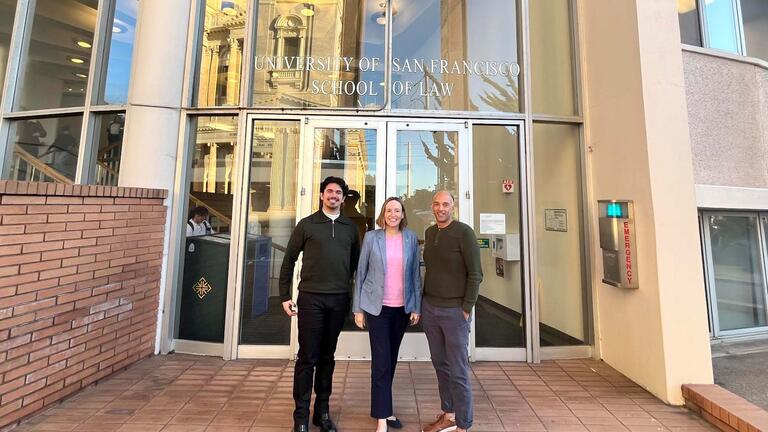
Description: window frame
684,0,767,61
700,210,768,338
0,0,137,185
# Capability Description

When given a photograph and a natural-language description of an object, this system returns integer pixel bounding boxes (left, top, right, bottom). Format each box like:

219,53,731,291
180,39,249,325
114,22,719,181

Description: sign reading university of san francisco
254,55,522,98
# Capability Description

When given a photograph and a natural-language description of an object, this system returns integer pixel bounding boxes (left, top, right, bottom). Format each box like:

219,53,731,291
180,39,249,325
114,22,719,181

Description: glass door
232,118,304,358
382,121,470,359
469,123,528,361
304,119,387,358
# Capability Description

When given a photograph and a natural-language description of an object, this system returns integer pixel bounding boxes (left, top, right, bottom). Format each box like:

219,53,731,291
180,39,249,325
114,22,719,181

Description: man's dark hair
320,176,349,195
189,206,209,219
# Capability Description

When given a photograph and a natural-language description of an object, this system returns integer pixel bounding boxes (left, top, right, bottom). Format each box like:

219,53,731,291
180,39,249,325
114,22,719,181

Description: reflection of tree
472,73,520,113
421,132,457,192
401,188,437,238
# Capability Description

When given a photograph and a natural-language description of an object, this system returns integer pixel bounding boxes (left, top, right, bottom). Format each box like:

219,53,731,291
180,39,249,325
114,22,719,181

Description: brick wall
0,181,168,429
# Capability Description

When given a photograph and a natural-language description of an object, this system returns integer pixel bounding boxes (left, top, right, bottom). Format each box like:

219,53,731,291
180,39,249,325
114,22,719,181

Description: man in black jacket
280,176,361,432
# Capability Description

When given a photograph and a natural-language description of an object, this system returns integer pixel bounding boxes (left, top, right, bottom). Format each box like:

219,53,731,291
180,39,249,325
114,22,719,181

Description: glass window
196,0,249,107
7,115,83,183
15,0,98,111
678,0,703,46
251,0,385,109
530,0,576,116
98,0,138,105
91,113,125,186
533,123,587,346
177,116,239,343
702,0,741,54
472,125,524,348
741,0,768,61
391,0,521,112
0,0,18,103
705,214,767,332
239,120,300,346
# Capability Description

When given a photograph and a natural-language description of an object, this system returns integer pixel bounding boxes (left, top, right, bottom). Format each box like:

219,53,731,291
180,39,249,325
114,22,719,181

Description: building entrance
173,115,532,362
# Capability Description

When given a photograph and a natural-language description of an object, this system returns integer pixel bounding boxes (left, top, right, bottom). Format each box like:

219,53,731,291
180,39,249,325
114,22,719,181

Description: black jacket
279,210,361,301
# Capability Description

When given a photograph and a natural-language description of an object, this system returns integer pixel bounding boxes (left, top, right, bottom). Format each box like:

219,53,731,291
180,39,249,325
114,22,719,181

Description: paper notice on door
479,213,506,234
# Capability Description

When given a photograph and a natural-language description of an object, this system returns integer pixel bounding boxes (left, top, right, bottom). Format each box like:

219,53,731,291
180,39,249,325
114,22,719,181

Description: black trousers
293,291,349,425
366,306,410,419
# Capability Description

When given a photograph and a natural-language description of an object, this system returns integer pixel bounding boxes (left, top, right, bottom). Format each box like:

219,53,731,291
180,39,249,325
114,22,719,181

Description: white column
118,0,194,354
580,0,713,404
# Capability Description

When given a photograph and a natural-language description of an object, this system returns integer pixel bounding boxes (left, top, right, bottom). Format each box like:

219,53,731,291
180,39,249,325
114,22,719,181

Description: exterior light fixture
76,40,92,49
221,1,237,15
677,0,696,13
300,4,315,17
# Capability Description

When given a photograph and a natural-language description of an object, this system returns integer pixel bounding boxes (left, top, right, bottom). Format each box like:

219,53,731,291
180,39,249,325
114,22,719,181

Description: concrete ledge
683,384,768,432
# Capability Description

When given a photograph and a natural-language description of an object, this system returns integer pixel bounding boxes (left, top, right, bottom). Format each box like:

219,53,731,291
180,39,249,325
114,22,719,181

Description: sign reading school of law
254,55,522,99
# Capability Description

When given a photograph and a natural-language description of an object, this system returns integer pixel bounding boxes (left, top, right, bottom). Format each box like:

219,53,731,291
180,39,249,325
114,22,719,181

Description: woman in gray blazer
353,197,421,432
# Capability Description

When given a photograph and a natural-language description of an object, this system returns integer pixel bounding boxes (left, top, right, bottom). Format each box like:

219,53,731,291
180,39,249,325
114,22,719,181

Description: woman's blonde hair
375,197,408,230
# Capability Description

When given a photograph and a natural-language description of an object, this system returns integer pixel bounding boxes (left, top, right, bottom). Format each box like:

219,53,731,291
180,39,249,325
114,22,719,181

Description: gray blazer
353,228,422,316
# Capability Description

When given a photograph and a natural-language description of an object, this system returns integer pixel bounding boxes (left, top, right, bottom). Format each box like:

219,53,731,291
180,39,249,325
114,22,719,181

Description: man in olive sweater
420,191,483,432
280,176,361,432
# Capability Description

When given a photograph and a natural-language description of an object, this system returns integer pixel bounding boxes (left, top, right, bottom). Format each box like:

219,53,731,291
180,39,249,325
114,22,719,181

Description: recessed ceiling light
69,57,85,64
300,4,315,16
67,88,73,91
76,40,92,49
74,73,88,79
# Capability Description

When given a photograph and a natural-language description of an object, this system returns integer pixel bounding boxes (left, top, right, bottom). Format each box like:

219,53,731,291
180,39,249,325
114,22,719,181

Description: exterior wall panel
684,51,768,188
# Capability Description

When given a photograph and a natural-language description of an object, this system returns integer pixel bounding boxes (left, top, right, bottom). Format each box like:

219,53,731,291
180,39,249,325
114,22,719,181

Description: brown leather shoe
421,413,457,432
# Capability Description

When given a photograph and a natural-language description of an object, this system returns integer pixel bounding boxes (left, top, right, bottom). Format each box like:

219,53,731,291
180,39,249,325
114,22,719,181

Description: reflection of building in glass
252,0,385,108
189,117,238,233
198,0,248,106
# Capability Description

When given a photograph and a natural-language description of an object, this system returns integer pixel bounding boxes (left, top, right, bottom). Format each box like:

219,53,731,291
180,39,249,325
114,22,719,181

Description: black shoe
293,424,309,432
386,417,403,428
312,412,338,432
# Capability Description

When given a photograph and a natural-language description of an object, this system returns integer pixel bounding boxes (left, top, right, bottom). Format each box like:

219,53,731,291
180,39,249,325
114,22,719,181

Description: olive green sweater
423,220,483,313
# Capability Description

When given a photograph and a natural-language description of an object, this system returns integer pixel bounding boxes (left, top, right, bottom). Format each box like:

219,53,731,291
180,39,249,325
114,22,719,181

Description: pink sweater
382,233,405,307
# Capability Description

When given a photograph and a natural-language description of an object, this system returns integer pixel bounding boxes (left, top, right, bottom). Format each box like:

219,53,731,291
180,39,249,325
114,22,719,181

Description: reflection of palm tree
421,132,457,191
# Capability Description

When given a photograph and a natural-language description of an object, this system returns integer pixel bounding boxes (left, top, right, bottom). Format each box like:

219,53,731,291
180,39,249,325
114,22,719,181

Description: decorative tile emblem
193,277,213,299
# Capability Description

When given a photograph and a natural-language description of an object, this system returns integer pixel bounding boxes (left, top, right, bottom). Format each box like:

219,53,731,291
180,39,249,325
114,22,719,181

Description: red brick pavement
5,354,717,432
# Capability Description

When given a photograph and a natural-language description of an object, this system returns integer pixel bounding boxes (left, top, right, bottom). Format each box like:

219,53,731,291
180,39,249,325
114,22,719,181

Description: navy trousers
366,306,410,419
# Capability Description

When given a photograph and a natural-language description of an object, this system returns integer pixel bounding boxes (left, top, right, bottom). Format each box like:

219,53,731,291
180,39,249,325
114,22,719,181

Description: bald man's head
431,190,455,227
432,190,455,203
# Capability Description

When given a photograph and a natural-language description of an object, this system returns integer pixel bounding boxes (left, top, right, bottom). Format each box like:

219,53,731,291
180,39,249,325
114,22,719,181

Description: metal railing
11,148,72,184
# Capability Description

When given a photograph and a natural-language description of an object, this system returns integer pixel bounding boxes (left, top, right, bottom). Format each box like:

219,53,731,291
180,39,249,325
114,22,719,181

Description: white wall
119,0,193,354
580,0,714,404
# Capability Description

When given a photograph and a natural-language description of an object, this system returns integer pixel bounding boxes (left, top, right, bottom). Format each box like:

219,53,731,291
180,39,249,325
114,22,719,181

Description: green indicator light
607,203,623,218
